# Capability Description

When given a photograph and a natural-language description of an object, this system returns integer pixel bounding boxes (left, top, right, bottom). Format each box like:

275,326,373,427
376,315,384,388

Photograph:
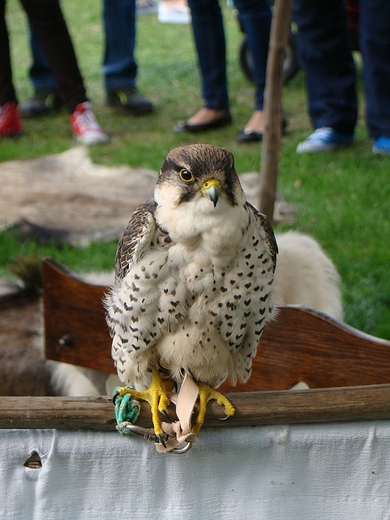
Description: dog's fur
0,232,342,396
274,231,343,320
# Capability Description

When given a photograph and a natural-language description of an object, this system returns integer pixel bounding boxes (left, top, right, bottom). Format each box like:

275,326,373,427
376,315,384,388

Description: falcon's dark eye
179,168,195,183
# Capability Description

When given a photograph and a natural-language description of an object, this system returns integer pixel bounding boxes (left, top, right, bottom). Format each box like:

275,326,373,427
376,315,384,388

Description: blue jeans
28,0,138,94
186,0,271,111
293,0,390,138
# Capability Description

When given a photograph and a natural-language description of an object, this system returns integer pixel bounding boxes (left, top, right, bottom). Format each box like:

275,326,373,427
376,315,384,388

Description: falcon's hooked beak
201,179,221,207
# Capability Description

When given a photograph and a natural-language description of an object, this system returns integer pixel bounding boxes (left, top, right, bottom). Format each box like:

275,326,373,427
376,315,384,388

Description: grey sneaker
106,86,154,116
19,89,62,118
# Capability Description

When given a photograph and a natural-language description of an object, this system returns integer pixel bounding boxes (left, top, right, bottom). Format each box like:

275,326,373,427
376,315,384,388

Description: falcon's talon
192,383,235,435
218,414,232,422
160,409,173,422
118,370,171,441
113,386,135,404
156,434,167,448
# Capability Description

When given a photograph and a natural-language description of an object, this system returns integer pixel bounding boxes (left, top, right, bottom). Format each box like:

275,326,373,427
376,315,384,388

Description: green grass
1,0,390,339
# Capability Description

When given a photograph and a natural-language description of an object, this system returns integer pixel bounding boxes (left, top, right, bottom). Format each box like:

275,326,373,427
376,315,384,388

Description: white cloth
1,422,390,519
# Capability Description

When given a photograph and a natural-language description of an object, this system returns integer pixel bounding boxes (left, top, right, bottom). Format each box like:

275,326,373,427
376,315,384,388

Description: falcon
105,144,277,444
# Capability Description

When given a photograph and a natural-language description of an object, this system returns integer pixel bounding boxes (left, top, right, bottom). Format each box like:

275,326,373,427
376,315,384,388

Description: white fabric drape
1,422,390,519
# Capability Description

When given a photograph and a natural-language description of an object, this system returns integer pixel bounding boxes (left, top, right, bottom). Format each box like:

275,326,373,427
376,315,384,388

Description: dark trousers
102,0,137,92
27,0,138,94
186,0,271,111
293,0,390,138
0,0,87,112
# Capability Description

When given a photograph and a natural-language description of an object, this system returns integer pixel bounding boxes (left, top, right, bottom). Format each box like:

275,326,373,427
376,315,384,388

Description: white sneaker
297,127,354,153
70,102,109,145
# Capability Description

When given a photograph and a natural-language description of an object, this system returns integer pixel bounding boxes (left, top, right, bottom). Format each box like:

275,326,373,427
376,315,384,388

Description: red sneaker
0,101,22,137
70,102,109,145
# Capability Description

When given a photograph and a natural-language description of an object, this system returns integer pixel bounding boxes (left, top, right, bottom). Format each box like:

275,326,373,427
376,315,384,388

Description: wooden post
259,0,294,222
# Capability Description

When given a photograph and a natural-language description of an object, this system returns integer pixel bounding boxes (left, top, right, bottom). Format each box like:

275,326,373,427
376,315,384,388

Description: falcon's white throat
154,178,248,249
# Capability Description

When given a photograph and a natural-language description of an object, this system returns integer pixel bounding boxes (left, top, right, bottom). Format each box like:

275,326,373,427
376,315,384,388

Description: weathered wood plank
42,258,390,393
2,385,390,431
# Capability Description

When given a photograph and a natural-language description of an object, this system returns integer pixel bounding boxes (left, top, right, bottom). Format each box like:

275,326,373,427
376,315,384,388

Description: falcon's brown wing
115,199,157,283
246,201,278,269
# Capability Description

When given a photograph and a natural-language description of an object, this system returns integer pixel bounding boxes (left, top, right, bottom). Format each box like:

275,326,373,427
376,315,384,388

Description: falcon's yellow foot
116,370,171,444
192,383,235,435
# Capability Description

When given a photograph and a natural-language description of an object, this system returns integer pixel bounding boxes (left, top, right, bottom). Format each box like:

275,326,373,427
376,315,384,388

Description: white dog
274,231,343,320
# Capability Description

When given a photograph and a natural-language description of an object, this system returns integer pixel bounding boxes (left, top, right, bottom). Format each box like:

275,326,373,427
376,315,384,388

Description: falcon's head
154,144,246,214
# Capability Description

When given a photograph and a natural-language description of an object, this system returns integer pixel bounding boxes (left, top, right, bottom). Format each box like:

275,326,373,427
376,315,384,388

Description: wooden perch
2,385,390,431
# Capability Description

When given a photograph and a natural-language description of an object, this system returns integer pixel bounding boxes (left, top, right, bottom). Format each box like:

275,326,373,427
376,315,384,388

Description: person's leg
103,0,153,114
359,0,390,146
0,0,22,136
21,0,108,144
234,0,271,141
102,0,137,91
21,0,87,113
19,21,62,118
174,0,230,132
234,0,271,112
293,0,357,135
27,21,56,91
0,0,16,105
187,0,229,110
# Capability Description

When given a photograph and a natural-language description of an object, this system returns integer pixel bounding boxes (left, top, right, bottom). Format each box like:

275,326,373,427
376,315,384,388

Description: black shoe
235,114,288,143
106,86,154,116
173,110,232,133
236,129,263,143
19,89,62,119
